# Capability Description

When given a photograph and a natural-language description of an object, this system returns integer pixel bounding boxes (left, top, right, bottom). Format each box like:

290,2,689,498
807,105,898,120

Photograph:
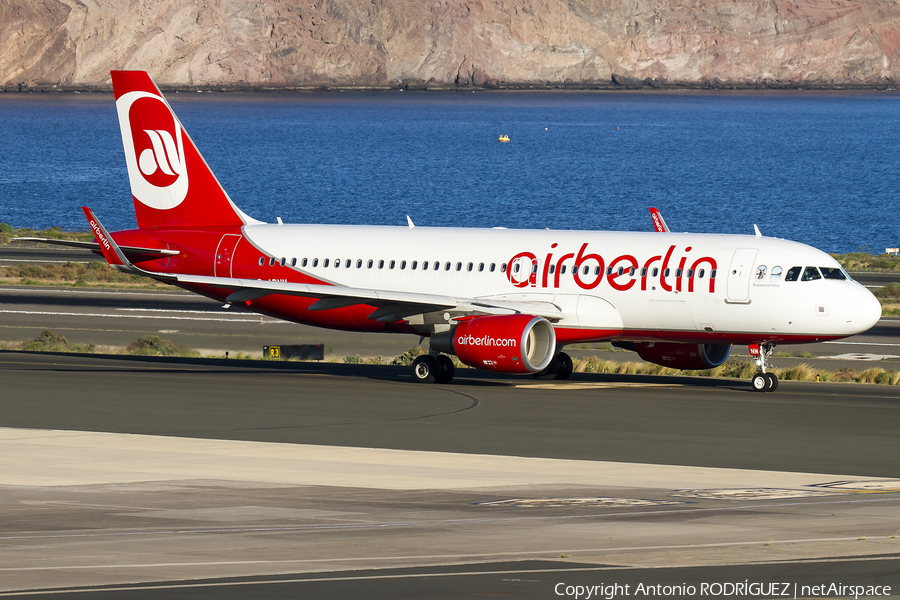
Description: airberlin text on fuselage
507,243,718,294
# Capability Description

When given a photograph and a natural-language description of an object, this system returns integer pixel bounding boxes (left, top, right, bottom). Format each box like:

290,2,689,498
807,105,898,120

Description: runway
1,352,899,598
1,246,899,598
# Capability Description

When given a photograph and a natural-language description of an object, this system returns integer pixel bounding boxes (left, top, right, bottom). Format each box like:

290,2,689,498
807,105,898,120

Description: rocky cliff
3,0,900,90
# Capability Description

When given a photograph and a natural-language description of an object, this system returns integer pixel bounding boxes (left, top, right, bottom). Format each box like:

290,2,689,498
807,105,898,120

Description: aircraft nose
846,284,882,335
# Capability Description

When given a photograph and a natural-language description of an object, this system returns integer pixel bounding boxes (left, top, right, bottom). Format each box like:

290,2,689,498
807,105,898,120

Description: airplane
17,70,882,392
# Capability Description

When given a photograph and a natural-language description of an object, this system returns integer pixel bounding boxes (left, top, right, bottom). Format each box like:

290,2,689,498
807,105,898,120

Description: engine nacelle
431,315,556,374
633,342,732,370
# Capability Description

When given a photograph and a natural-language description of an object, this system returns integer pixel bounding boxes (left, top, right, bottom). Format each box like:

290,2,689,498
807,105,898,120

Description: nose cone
847,284,882,335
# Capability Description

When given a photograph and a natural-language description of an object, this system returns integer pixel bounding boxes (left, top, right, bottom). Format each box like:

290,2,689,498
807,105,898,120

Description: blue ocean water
0,90,898,254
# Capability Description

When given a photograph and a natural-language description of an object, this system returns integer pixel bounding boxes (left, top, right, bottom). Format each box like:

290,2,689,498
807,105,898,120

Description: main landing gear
411,353,455,384
750,343,778,392
533,351,574,381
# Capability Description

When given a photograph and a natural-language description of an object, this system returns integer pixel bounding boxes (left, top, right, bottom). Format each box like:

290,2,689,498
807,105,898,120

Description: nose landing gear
749,343,778,392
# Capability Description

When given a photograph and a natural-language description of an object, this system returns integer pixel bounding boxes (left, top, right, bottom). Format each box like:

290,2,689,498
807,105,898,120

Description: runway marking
1,548,898,596
825,340,900,347
0,287,190,298
516,382,679,390
825,352,900,361
0,310,277,323
475,497,684,507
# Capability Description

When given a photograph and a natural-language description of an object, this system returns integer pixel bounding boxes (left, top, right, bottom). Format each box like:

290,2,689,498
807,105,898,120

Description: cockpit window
785,266,802,282
820,267,847,280
801,266,822,281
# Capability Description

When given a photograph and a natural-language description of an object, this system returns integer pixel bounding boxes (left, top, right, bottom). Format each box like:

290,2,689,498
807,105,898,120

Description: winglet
81,206,175,280
649,207,670,233
406,215,415,229
82,206,130,269
753,224,762,238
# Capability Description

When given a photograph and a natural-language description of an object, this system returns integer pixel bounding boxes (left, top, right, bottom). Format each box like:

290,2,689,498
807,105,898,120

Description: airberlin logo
88,219,110,251
506,243,718,294
456,335,518,348
138,129,183,182
116,91,189,210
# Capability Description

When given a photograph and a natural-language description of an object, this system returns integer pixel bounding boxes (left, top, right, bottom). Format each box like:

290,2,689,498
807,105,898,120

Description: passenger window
301,258,308,267
367,260,373,268
629,267,636,276
698,269,705,278
686,268,693,278
513,263,520,273
675,268,681,278
770,266,783,279
269,257,276,267
641,267,647,277
785,266,801,282
618,267,624,276
478,263,484,272
801,267,821,281
390,260,396,269
280,257,286,266
652,268,659,277
561,265,567,274
421,261,427,270
291,258,297,267
323,259,330,267
434,262,440,271
550,264,556,274
501,263,507,273
445,262,451,271
400,260,407,270
356,259,362,268
490,263,496,272
756,265,766,279
457,262,463,271
345,259,351,268
820,267,847,280
378,260,384,269
664,268,670,277
468,262,474,272
711,270,717,279
595,266,602,275
584,265,591,275
313,258,319,267
258,257,264,266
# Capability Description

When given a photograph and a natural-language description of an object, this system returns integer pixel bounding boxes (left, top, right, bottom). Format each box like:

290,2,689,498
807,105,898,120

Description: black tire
751,373,768,392
435,355,456,384
765,372,779,392
411,355,439,383
533,356,561,380
555,352,574,380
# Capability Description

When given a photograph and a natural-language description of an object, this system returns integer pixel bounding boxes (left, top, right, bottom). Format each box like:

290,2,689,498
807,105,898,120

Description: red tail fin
111,71,255,230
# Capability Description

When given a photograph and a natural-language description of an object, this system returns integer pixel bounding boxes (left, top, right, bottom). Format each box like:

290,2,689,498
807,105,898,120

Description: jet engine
431,314,556,374
631,342,732,370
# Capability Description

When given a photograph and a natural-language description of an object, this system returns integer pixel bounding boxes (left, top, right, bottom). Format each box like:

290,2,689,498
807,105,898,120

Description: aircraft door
215,234,242,277
726,248,758,303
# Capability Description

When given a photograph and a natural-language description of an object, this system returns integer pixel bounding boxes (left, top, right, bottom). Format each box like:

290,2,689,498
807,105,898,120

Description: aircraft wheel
435,355,456,384
751,373,768,392
765,372,779,392
533,356,561,380
411,355,439,384
555,352,574,380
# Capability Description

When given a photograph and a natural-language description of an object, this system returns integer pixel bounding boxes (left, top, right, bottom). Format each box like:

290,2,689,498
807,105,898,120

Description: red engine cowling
633,342,732,370
433,315,556,374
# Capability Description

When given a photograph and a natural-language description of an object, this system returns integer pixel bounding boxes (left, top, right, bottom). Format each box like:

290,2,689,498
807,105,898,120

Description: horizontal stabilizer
12,237,179,257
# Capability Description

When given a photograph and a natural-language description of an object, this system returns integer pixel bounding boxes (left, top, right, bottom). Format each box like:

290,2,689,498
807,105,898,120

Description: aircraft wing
81,207,563,322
